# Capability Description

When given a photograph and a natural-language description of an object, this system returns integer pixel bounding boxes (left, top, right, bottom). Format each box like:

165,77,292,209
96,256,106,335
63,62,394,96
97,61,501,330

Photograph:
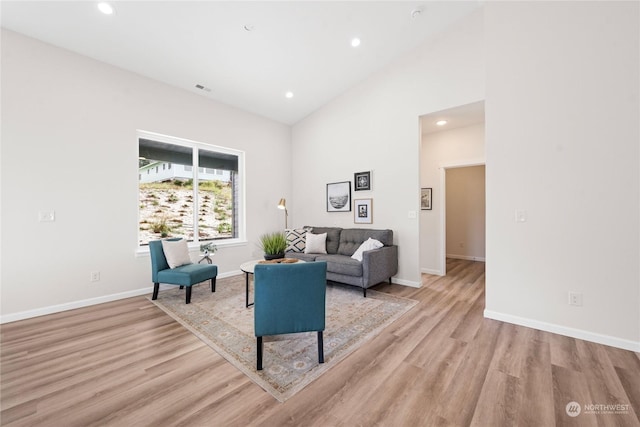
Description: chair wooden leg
363,287,367,298
186,286,192,304
152,283,159,300
179,285,184,289
211,277,216,293
318,331,324,364
257,337,263,370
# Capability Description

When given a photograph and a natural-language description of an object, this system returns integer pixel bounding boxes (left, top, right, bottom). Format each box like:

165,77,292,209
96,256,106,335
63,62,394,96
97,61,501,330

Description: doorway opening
441,164,486,275
419,100,485,276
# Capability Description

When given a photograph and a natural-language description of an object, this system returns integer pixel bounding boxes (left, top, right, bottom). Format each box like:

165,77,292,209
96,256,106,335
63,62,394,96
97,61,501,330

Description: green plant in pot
259,232,287,260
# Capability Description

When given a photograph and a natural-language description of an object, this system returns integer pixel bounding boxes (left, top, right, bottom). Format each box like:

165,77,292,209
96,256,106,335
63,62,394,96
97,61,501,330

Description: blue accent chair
149,239,218,304
254,261,327,371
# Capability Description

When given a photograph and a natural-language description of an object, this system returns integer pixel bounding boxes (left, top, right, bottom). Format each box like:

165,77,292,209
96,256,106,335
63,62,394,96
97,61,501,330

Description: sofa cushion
338,229,394,256
161,239,192,268
285,252,318,262
305,232,328,254
315,254,363,277
306,226,342,254
351,238,384,262
285,227,311,253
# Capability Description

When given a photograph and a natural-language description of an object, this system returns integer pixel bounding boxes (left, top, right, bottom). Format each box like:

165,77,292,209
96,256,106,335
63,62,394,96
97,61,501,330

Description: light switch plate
38,210,55,222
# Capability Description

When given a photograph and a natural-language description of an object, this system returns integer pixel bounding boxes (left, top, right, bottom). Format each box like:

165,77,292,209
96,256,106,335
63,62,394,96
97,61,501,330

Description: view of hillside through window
138,146,236,245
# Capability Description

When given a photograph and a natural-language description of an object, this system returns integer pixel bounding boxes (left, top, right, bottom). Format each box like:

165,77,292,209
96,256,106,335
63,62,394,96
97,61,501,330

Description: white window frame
136,130,246,254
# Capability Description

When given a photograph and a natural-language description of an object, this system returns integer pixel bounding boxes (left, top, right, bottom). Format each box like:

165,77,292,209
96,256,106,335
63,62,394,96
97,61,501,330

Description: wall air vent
195,84,212,92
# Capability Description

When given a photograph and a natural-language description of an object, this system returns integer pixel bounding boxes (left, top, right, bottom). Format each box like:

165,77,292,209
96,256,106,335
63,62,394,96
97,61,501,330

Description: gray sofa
285,226,398,297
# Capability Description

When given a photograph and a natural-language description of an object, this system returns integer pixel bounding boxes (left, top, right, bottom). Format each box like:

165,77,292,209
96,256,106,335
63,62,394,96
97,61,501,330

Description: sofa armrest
362,245,398,287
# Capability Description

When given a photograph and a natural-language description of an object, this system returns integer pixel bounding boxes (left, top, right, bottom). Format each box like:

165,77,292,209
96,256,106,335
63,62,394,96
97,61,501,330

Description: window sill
135,238,248,257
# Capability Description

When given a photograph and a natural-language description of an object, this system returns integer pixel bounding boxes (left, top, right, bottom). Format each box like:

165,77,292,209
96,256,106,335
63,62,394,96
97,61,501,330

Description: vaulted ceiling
1,1,482,125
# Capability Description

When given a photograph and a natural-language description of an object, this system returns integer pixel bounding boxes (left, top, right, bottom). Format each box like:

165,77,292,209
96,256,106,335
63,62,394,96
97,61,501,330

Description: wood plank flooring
2,259,639,426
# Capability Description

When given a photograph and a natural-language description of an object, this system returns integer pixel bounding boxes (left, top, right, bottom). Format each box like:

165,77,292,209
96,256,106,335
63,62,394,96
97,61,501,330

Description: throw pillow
305,232,328,254
351,238,384,262
285,227,311,253
161,239,192,268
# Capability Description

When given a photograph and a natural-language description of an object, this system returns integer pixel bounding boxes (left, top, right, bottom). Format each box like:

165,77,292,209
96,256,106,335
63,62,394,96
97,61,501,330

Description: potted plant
259,232,287,260
199,242,217,255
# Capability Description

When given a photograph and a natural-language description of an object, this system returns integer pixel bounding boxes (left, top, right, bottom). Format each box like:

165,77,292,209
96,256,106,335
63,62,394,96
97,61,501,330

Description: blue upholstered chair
149,239,218,304
254,261,327,371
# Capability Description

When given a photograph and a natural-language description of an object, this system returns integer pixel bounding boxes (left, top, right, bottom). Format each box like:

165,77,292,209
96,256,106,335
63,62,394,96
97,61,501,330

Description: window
138,131,244,247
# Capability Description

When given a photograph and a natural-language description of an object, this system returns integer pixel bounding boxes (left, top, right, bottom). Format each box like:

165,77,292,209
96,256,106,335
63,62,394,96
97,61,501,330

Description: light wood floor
2,259,639,427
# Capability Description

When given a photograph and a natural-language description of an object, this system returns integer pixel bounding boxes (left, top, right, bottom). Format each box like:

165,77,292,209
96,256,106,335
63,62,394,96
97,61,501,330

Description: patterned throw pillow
285,227,311,253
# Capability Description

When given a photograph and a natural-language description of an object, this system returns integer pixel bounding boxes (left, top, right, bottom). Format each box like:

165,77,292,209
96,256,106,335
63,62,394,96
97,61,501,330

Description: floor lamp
277,198,288,229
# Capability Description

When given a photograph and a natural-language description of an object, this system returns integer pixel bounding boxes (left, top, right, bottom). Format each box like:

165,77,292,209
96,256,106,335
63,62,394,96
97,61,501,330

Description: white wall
1,30,291,320
446,165,486,261
485,1,640,350
4,2,637,352
420,124,485,274
291,10,485,286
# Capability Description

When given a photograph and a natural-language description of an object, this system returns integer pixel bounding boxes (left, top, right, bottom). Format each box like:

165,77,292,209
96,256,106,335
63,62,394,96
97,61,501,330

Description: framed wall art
354,171,371,191
327,181,351,212
354,198,372,224
421,188,432,210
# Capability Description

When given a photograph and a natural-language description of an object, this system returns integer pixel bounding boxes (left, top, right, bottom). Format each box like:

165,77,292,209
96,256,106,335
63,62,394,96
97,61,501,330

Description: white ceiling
1,1,482,125
421,100,485,135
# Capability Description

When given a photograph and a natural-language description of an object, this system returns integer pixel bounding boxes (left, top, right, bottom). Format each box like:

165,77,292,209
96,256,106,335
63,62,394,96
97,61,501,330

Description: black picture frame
327,181,352,212
421,188,432,210
354,171,371,191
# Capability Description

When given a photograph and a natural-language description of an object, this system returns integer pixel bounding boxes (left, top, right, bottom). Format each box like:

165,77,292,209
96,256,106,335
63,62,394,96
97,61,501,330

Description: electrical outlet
90,271,100,282
568,292,583,306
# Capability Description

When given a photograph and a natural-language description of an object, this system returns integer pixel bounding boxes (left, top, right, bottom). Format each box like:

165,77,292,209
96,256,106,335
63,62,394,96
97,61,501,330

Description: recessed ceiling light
351,38,361,47
97,2,115,15
436,120,448,126
411,8,423,19
285,91,294,99
243,24,255,32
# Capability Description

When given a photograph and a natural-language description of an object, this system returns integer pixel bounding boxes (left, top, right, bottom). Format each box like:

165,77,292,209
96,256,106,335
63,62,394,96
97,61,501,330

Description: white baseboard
421,268,444,276
446,254,486,262
1,269,414,324
0,288,153,324
392,278,421,288
484,309,640,352
219,270,242,279
0,270,244,324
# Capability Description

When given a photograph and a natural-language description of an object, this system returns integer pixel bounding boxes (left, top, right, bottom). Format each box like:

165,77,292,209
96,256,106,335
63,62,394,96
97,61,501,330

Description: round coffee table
240,259,305,307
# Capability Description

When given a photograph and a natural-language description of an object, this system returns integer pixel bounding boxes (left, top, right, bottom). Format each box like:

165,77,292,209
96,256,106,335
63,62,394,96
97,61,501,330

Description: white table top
240,259,305,274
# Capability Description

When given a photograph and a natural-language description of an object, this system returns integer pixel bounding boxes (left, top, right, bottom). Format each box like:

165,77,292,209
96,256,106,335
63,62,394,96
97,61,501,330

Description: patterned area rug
149,274,417,402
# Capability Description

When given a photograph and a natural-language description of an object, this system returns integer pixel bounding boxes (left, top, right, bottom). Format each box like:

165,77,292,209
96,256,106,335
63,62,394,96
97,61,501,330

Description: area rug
149,274,417,402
